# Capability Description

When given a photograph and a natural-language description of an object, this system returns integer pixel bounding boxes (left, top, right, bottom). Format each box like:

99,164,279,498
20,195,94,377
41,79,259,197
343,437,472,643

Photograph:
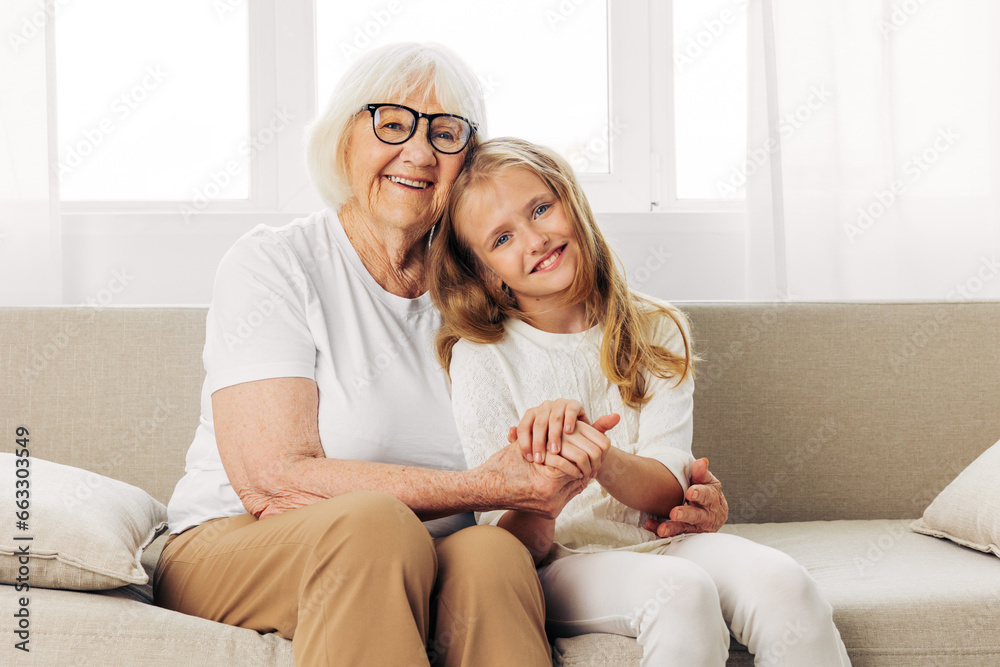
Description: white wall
61,209,746,307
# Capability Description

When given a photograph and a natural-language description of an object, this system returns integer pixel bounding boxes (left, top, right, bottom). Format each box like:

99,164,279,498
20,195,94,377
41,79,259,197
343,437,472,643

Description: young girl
428,137,851,666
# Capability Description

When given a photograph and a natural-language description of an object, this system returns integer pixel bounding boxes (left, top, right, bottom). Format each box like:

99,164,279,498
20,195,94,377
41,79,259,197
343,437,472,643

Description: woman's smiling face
343,91,467,236
455,167,580,312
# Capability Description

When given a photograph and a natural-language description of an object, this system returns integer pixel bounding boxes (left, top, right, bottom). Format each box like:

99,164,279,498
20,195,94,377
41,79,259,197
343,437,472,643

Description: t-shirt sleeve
203,229,318,395
635,305,697,496
450,340,519,527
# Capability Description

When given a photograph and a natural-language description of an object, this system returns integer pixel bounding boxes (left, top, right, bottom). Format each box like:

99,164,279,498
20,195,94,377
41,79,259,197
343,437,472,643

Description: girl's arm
597,307,697,519
596,448,685,517
498,511,557,565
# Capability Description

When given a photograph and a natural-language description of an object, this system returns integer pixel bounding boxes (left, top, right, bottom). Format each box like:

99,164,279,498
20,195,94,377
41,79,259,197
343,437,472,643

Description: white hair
307,42,489,211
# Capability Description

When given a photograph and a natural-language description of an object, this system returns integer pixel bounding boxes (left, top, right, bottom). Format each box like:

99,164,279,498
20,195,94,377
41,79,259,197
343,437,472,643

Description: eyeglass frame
362,103,478,155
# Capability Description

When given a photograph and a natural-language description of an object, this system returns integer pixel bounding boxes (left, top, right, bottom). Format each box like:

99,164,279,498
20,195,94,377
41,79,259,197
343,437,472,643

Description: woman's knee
307,492,435,564
436,525,537,585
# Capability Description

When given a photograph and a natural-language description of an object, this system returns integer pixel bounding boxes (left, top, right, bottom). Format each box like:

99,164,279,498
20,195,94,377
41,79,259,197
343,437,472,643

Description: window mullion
579,0,651,213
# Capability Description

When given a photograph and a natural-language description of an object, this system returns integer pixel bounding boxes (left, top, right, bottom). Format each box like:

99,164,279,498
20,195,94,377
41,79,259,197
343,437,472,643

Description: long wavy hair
428,137,696,408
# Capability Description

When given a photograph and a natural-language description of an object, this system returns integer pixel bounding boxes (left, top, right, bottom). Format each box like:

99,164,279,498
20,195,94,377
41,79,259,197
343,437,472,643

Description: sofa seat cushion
5,585,294,666
554,520,1000,666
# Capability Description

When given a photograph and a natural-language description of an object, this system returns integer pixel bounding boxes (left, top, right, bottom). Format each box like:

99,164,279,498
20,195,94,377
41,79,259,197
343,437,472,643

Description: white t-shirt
451,309,695,560
167,209,475,538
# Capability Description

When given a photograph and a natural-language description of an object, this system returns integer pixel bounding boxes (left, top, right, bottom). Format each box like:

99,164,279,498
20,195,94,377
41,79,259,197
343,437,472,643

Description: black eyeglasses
363,103,477,154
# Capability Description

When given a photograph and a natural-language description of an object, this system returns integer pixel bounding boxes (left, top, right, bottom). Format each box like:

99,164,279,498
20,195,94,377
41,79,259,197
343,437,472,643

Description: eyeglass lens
372,105,472,153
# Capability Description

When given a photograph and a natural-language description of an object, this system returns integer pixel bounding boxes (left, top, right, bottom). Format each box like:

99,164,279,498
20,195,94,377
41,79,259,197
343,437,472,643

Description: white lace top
450,304,696,560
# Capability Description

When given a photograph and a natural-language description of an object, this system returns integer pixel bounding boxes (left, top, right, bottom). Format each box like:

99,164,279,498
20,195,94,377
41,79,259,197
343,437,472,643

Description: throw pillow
0,454,168,590
910,438,1000,558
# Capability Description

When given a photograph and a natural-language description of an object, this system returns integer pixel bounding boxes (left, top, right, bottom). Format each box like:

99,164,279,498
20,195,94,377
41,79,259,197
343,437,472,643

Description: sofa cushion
554,520,1000,666
910,437,1000,558
726,520,1000,665
3,584,294,666
0,454,167,590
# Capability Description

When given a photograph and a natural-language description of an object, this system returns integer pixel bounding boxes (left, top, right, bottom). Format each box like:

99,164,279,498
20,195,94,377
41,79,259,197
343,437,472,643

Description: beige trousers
154,491,551,667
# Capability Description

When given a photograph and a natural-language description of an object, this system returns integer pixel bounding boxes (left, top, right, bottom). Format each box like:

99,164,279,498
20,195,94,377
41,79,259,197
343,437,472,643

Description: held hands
481,402,621,520
508,399,620,480
644,457,729,537
479,442,588,519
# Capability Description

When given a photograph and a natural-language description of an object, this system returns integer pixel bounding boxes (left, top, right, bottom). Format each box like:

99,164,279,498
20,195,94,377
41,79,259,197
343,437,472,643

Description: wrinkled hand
480,441,589,519
644,458,728,537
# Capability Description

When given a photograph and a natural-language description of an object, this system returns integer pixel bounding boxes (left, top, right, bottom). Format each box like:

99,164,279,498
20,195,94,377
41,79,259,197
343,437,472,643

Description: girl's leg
660,534,851,666
538,551,730,667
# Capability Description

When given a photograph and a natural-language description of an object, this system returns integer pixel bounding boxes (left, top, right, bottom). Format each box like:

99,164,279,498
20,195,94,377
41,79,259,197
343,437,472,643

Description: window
672,0,747,201
56,0,249,201
56,1,747,215
316,0,610,173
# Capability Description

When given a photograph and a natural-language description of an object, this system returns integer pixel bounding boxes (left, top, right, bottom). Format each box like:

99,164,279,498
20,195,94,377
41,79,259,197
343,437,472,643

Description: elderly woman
154,42,727,666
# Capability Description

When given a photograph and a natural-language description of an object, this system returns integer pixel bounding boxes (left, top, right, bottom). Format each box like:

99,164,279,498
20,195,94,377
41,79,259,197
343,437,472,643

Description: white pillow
910,438,1000,558
0,454,167,590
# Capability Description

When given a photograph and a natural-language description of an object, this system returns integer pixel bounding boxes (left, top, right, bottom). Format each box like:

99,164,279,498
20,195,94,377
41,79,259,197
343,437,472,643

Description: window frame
59,0,745,223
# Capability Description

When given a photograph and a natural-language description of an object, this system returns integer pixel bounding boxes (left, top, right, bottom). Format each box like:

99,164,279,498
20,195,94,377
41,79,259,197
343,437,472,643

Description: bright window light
673,0,747,200
56,0,249,201
315,1,611,173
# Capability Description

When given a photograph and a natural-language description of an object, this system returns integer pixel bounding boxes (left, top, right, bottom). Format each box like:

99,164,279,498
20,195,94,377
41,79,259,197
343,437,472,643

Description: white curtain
746,0,1000,300
0,0,61,305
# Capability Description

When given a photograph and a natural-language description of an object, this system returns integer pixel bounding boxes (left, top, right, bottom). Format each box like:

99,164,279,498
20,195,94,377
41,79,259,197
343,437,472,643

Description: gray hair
307,42,489,211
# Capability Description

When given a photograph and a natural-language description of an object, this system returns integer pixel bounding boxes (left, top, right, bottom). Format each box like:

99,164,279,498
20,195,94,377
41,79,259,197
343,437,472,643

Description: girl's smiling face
455,167,581,315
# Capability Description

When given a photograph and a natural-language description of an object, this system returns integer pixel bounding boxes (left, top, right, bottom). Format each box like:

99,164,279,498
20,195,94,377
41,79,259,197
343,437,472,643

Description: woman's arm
213,377,582,521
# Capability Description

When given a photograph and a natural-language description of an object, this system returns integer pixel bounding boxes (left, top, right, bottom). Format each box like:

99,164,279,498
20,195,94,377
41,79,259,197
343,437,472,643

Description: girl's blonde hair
428,137,696,409
307,42,488,211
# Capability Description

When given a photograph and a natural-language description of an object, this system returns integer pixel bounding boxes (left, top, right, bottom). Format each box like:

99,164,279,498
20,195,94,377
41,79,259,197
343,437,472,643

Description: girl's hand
514,399,589,464
554,421,612,479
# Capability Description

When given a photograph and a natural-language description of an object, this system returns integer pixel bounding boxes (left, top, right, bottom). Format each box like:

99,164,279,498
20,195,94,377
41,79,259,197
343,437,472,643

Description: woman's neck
339,204,431,298
519,301,592,334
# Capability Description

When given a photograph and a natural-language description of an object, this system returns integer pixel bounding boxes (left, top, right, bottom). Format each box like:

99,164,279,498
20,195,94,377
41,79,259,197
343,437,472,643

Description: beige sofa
2,302,999,666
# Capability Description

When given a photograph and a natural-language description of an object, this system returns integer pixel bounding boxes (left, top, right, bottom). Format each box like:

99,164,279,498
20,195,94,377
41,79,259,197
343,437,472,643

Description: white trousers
538,533,851,666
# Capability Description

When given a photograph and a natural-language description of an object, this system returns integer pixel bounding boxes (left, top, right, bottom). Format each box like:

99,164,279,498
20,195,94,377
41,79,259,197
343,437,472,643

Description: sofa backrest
2,302,998,522
2,307,206,507
683,301,1000,523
